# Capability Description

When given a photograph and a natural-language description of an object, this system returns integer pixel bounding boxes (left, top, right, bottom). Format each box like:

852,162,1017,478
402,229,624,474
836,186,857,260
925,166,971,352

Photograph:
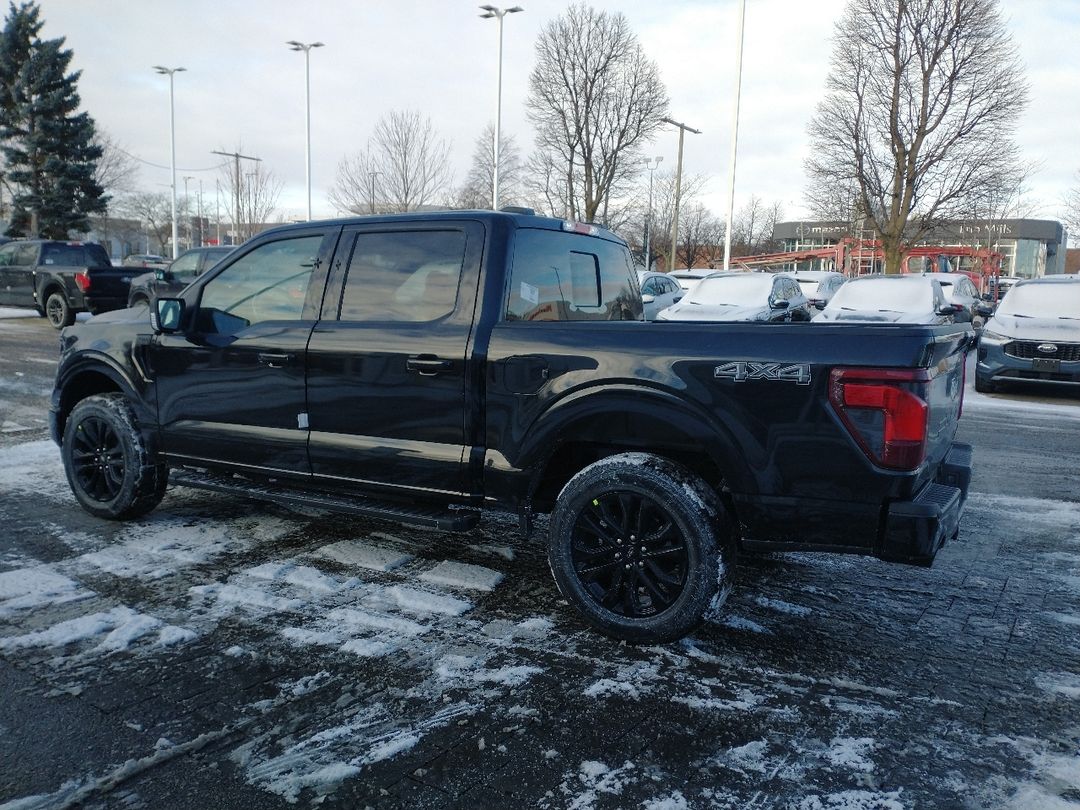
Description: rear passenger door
305,221,485,497
7,242,39,306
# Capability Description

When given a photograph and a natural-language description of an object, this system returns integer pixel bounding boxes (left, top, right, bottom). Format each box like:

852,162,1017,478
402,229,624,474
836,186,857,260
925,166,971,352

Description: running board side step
169,468,480,532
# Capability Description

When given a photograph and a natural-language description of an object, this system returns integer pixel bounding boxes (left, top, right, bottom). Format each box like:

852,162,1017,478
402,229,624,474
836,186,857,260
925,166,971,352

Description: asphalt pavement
1,309,1079,810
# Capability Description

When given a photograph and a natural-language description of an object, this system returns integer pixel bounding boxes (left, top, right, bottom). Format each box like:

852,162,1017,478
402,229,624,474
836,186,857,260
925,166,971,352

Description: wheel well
40,282,65,300
531,441,727,513
58,371,122,436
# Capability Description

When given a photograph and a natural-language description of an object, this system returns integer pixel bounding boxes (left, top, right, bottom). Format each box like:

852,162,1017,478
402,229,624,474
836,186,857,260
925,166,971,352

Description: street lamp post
479,5,523,211
661,117,702,272
152,65,186,259
722,0,747,272
641,157,663,271
286,41,324,221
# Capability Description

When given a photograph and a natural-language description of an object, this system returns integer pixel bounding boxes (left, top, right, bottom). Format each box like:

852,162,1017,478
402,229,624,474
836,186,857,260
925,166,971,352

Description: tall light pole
722,0,747,272
661,117,701,272
152,65,185,259
286,40,324,221
641,157,663,270
479,5,523,211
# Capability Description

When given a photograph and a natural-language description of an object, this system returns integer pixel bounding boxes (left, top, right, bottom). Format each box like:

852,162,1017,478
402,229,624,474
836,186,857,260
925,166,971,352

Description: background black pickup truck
49,211,973,642
0,239,133,328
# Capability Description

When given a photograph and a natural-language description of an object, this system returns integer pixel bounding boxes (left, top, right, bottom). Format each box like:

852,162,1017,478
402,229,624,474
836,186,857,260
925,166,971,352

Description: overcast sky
38,0,1080,227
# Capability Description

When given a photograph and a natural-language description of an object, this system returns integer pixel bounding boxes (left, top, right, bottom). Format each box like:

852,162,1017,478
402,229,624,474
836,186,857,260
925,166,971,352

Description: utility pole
641,157,663,270
211,149,261,244
286,41,325,221
153,65,186,258
215,179,222,245
369,171,380,214
197,179,204,247
182,176,194,249
661,117,702,272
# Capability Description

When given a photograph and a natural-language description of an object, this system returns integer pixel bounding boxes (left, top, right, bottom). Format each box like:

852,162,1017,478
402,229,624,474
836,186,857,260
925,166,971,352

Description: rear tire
547,452,734,643
61,393,168,520
45,291,75,329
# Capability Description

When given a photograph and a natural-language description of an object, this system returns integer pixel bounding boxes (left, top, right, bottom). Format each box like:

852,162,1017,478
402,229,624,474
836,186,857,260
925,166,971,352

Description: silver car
975,276,1080,393
638,271,684,320
919,272,983,326
778,270,847,311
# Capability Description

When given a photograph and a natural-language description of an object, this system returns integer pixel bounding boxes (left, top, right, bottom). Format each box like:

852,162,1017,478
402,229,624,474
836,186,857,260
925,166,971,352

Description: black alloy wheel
45,291,74,328
70,415,126,502
548,452,733,643
571,491,689,619
61,393,168,520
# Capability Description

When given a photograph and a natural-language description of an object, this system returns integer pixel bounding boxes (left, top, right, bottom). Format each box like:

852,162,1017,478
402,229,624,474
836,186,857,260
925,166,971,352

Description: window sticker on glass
520,281,540,305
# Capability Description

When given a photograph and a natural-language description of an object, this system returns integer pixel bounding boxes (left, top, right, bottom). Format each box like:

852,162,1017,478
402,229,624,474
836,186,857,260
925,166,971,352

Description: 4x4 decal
714,361,812,385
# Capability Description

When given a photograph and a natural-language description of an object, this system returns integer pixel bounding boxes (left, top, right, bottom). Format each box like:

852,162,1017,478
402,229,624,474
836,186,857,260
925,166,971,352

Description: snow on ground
2,434,1080,807
418,560,504,591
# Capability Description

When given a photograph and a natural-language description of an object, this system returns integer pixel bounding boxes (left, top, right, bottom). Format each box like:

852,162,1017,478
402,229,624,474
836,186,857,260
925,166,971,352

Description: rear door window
337,230,466,323
507,229,641,321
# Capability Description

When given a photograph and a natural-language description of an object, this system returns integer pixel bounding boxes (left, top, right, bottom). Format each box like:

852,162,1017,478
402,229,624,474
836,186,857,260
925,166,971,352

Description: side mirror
975,303,995,317
815,301,826,311
771,299,790,310
152,298,184,333
673,296,683,303
936,304,956,316
641,294,656,304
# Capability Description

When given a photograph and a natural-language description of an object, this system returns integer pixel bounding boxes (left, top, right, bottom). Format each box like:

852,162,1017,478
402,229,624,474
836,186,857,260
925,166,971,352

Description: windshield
997,284,1080,319
685,274,772,306
828,279,932,313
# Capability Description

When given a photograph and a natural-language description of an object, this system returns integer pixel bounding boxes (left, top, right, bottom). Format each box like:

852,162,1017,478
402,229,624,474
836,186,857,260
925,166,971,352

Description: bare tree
331,110,452,214
732,196,783,256
217,154,282,242
523,150,570,219
617,170,707,268
677,202,718,269
806,0,1027,273
115,191,171,254
1065,170,1080,246
92,131,139,200
454,124,523,210
526,3,668,223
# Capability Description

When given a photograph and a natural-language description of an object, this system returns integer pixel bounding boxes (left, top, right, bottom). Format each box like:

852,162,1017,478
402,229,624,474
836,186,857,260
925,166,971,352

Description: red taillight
74,272,91,293
829,368,930,471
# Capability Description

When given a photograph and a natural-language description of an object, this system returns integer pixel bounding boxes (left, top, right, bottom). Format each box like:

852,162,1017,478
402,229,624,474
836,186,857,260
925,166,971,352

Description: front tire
61,393,168,520
547,453,734,643
45,291,75,329
974,375,996,394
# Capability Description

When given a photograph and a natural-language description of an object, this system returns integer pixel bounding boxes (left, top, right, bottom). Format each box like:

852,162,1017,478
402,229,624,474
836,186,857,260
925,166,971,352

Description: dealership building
772,219,1067,278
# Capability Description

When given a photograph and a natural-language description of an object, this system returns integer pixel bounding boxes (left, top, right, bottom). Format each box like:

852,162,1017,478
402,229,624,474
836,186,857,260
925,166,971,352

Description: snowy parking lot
2,312,1079,809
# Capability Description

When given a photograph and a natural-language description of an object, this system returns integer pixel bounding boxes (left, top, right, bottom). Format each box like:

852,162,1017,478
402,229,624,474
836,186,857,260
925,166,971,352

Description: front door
305,221,484,497
151,230,335,476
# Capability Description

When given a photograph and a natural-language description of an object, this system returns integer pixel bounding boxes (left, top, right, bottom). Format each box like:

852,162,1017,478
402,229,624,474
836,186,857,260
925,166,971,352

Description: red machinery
722,238,1003,292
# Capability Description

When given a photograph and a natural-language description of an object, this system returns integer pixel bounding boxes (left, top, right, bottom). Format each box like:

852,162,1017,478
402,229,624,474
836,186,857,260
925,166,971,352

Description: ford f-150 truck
49,211,973,642
0,239,133,328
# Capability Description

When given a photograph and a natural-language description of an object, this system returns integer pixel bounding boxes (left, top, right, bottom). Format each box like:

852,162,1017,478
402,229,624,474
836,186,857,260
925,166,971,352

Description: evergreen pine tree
0,2,105,238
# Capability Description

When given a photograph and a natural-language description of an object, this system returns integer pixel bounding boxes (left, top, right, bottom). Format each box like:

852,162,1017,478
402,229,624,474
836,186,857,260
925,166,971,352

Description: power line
115,145,229,174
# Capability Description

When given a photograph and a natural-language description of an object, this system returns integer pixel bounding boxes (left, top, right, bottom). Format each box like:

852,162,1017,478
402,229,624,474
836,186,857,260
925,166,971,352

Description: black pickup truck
49,212,973,642
0,240,133,328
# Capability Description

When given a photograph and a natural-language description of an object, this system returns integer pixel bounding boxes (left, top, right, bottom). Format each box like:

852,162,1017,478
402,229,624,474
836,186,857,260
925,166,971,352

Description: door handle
258,352,294,368
407,355,453,376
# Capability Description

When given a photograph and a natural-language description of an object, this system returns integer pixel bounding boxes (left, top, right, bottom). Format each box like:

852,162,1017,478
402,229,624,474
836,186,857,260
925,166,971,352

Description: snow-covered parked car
815,275,955,324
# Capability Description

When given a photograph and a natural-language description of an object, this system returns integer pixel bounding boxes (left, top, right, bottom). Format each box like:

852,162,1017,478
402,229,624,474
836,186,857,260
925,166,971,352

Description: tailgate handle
407,355,453,376
257,352,294,368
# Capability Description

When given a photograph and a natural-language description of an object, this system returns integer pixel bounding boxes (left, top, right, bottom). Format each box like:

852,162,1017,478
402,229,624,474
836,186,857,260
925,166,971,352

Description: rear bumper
879,442,972,566
84,295,126,315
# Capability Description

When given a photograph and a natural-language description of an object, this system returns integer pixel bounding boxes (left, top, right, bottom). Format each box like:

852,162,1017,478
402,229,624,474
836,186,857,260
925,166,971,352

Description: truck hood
985,315,1080,342
85,304,151,324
